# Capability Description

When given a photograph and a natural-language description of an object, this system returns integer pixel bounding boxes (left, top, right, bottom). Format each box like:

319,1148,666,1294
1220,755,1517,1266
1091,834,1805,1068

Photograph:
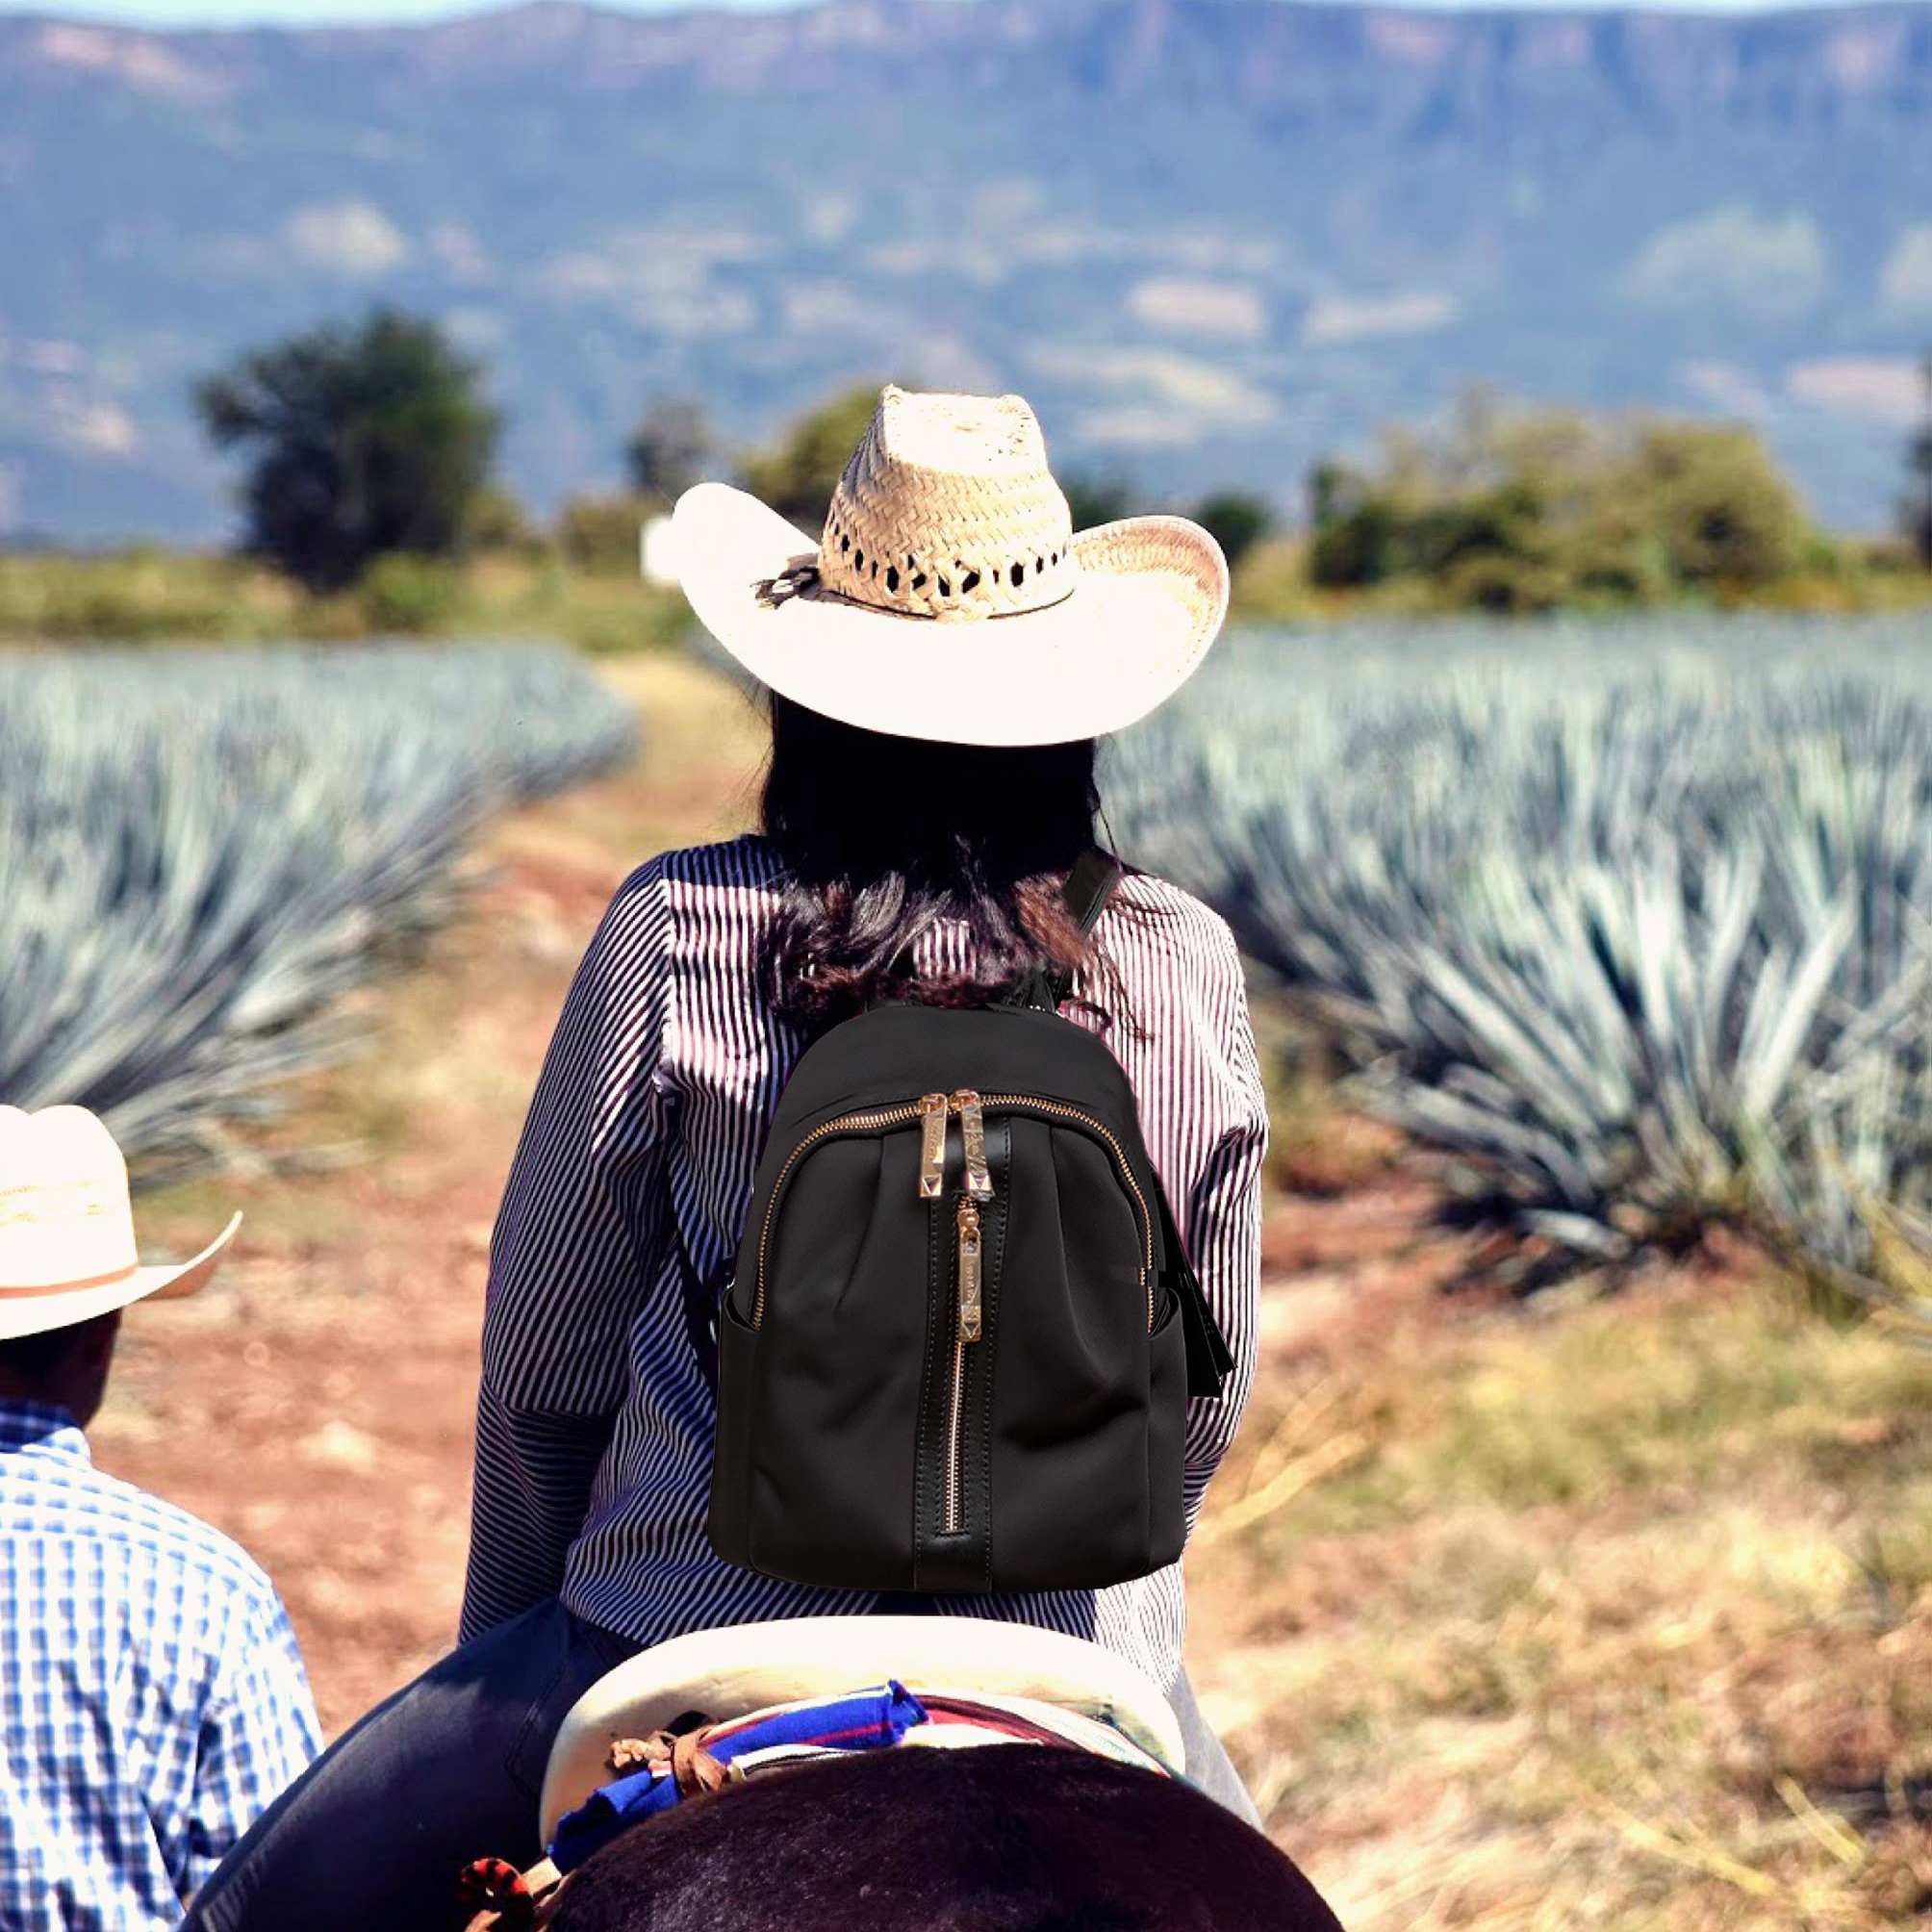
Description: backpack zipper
944,1197,982,1534
968,1092,1155,1330
751,1091,1154,1329
750,1099,928,1327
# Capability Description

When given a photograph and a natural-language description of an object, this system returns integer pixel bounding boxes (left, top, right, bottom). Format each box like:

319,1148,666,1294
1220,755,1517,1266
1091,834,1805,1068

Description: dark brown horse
543,1743,1343,1932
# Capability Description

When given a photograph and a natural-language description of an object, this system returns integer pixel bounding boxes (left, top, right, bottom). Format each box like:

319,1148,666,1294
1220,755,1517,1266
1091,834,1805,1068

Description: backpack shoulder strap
1011,848,1123,1012
1060,846,1124,939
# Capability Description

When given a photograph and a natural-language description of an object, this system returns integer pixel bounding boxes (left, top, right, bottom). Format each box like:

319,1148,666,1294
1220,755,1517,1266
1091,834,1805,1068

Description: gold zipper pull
917,1092,949,1199
952,1090,993,1199
956,1198,982,1342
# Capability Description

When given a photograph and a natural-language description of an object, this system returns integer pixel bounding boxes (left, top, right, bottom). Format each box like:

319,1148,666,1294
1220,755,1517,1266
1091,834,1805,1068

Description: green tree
195,309,499,593
739,384,882,528
1306,459,1399,587
1188,491,1273,569
1632,420,1808,587
1060,472,1137,530
1906,354,1932,568
626,397,713,507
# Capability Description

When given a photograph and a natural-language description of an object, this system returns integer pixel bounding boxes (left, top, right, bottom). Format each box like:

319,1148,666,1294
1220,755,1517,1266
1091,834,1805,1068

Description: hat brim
0,1212,240,1343
672,483,1229,747
538,1614,1186,1840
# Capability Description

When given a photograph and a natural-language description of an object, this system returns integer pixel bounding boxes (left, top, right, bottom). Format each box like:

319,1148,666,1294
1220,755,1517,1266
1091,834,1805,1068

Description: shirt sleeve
1175,921,1268,1532
183,1580,320,1897
460,862,674,1642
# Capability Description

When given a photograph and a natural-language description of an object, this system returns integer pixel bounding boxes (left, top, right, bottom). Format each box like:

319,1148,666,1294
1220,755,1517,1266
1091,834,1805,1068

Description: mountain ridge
1,0,1928,540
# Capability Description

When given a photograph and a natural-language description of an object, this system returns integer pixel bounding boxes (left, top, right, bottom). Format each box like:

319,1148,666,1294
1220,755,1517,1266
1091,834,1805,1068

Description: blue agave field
0,644,637,1170
1112,614,1932,1306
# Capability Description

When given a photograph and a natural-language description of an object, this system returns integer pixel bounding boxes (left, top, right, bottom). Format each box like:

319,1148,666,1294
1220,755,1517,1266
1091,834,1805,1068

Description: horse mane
546,1742,1342,1932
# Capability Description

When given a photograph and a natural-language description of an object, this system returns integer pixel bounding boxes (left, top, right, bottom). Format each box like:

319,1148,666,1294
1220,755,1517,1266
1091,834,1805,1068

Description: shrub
738,384,884,529
359,554,464,632
1305,396,1816,609
1061,473,1139,531
1190,491,1274,569
470,484,545,557
556,493,653,576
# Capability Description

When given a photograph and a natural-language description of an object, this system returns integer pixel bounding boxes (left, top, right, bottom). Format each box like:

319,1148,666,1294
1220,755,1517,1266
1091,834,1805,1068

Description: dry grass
0,547,690,653
1189,1260,1932,1928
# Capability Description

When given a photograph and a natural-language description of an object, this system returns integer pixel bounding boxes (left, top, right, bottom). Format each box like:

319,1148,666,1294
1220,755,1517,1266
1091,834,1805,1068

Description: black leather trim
908,1176,945,1584
1155,1177,1234,1398
1006,848,1124,1011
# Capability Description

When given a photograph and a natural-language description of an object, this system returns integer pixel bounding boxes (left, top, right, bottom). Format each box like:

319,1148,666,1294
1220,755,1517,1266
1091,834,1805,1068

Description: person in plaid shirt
0,1106,318,1931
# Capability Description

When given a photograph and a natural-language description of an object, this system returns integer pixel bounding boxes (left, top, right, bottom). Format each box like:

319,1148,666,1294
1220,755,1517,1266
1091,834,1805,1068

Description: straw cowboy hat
0,1106,240,1342
673,385,1229,747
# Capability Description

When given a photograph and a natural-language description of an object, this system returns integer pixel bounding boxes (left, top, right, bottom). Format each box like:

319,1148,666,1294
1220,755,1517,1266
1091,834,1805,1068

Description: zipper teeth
977,1093,1156,1331
944,1334,966,1533
750,1102,924,1327
751,1094,1155,1332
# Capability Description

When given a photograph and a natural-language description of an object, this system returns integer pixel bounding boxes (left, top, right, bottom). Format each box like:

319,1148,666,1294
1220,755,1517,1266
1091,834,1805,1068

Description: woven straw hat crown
671,382,1230,747
815,387,1080,622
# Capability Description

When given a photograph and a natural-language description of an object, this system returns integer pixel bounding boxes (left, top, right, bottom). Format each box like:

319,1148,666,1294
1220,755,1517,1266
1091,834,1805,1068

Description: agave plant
0,643,638,1171
1110,613,1932,1295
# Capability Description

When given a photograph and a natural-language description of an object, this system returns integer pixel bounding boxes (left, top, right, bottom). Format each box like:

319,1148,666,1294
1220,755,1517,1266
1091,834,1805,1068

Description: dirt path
102,654,768,1729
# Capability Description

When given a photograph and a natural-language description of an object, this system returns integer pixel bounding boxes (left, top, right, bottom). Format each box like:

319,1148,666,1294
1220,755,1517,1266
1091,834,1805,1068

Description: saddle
460,1616,1186,1930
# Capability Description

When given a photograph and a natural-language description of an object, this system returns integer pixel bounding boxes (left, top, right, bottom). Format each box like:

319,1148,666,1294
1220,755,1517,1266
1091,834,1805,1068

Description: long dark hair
758,695,1116,1026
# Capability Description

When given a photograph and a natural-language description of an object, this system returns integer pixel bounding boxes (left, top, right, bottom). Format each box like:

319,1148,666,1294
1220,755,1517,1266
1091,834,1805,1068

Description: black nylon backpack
709,852,1234,1595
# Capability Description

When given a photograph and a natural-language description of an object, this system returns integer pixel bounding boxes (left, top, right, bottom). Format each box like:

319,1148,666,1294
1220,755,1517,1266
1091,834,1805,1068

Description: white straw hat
0,1106,239,1342
673,385,1229,747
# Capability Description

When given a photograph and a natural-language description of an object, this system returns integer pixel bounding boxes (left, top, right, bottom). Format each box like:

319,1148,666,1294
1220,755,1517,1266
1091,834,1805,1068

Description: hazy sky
0,0,1877,23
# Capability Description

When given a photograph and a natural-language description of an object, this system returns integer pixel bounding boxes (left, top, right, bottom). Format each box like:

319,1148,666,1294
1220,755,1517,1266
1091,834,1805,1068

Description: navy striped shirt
461,834,1264,1690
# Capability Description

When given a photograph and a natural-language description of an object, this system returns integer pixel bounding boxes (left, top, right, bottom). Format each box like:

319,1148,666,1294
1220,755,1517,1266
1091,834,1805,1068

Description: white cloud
779,280,869,335
1676,359,1771,418
284,200,411,277
1302,290,1457,346
1878,227,1932,318
441,307,506,352
21,340,85,376
1128,278,1267,343
535,233,758,337
1028,346,1270,424
1074,407,1217,450
45,392,140,456
427,222,492,284
1785,357,1923,426
1620,207,1828,321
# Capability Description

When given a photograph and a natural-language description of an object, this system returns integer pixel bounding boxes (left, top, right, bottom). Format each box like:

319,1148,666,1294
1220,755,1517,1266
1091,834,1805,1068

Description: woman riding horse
189,388,1306,1928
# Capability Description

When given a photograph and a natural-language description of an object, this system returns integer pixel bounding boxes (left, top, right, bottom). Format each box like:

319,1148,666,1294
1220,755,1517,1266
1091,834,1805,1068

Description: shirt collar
0,1396,91,1463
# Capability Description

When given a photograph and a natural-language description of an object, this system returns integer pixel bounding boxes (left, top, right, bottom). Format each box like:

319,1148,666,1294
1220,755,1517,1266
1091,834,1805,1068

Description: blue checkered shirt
0,1398,320,1931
